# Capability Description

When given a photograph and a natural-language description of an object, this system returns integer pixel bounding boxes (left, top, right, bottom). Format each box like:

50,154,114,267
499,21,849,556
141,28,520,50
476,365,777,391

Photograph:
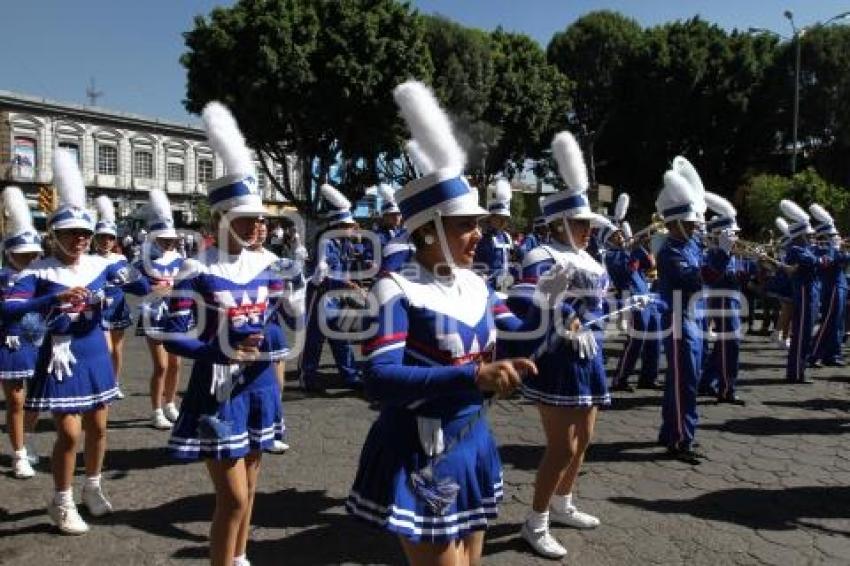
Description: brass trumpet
631,215,667,242
732,238,783,270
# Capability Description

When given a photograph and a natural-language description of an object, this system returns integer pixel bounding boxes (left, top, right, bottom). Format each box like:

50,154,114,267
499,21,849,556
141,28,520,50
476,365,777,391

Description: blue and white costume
473,180,514,290
165,100,284,460
809,205,849,365
93,196,133,330
165,247,285,459
4,254,148,413
134,245,185,337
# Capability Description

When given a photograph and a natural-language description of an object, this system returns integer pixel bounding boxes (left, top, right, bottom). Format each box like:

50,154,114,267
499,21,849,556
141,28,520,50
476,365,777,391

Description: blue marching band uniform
473,179,515,291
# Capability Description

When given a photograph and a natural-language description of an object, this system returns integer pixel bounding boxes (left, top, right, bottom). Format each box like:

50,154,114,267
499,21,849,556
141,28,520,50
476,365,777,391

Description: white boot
151,408,172,430
82,480,113,517
12,449,35,479
48,491,89,535
549,493,600,529
520,511,567,559
163,402,180,422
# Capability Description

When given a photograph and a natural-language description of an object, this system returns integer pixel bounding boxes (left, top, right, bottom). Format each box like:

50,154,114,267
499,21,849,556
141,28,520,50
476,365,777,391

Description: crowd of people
1,80,848,565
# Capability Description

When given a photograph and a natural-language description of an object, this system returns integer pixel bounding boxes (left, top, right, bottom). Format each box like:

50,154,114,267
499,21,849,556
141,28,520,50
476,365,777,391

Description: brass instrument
630,214,667,244
732,238,783,271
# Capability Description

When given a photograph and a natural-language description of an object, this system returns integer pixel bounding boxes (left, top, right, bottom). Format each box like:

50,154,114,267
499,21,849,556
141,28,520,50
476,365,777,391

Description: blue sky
2,1,848,123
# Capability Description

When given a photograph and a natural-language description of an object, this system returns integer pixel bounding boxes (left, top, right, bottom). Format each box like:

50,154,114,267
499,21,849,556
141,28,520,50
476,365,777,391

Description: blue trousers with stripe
702,298,741,399
787,285,816,382
810,283,847,364
659,317,702,450
299,282,360,387
613,306,660,385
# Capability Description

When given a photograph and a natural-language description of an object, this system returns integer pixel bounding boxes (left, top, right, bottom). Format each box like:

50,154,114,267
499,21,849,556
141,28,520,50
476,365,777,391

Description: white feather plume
809,203,834,224
53,148,86,209
704,192,737,218
96,195,116,223
621,220,633,239
613,193,630,222
2,186,35,236
394,81,465,171
538,196,546,214
148,189,173,223
490,179,512,205
201,101,255,177
551,131,588,193
377,183,396,204
780,199,809,223
661,170,695,205
320,183,350,210
672,156,706,213
405,140,435,176
775,217,790,237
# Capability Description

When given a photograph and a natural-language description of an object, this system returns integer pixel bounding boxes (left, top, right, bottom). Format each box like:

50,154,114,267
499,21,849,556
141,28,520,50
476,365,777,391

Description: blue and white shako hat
599,192,630,243
377,183,401,215
775,217,792,247
809,203,839,236
704,192,740,233
487,179,512,217
321,183,355,227
655,156,707,223
779,199,814,237
49,149,94,232
393,81,487,233
146,189,178,239
95,195,118,236
2,186,42,254
201,102,266,217
541,131,609,227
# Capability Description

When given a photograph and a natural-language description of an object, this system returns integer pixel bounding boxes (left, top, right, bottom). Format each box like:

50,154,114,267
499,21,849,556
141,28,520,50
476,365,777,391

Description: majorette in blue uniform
602,193,661,390
516,214,548,261
1,187,44,384
2,150,150,534
655,157,709,464
473,179,514,292
700,193,746,404
1,186,44,479
133,191,186,338
780,199,825,383
376,183,415,274
347,81,538,551
93,196,133,331
299,184,364,390
808,204,849,366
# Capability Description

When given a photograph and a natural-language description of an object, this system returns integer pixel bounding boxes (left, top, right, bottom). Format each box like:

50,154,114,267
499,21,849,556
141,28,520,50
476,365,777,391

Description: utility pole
86,77,104,106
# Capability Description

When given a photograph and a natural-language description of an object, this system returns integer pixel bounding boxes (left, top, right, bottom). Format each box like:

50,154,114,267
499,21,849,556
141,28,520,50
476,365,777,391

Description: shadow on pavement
611,486,850,532
763,399,850,412
500,440,661,470
114,488,402,565
606,395,662,411
702,416,849,436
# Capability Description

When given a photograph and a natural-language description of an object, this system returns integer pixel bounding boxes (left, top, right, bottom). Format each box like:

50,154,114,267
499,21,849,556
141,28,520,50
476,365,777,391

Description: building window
97,144,118,175
134,150,154,179
12,137,37,180
168,162,185,182
197,158,214,183
58,142,81,165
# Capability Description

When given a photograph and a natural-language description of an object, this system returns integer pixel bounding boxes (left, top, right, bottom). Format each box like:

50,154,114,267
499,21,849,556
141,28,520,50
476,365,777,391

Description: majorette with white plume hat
604,189,661,393
2,185,42,256
93,194,136,336
807,202,850,367
475,178,515,290
347,80,536,560
2,149,145,534
701,191,747,404
655,156,709,464
777,198,821,383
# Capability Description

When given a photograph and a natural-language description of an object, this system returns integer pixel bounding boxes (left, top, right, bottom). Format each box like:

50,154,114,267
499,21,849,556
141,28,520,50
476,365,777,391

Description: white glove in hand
294,245,309,262
210,363,239,402
565,329,598,360
311,260,329,285
719,231,735,254
633,294,652,309
5,335,21,350
47,335,76,381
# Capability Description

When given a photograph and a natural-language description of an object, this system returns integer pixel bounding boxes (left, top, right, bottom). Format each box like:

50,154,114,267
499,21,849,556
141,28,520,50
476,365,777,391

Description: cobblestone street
1,333,848,565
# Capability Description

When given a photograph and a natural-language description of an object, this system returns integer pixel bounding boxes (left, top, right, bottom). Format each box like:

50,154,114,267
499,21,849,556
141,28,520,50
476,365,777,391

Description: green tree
182,0,432,215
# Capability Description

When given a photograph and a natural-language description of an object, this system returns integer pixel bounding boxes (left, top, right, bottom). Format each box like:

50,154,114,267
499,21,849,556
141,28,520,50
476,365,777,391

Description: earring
423,234,436,245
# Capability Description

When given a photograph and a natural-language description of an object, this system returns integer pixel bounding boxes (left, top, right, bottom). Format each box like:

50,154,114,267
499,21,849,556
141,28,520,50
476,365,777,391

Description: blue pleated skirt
0,342,38,380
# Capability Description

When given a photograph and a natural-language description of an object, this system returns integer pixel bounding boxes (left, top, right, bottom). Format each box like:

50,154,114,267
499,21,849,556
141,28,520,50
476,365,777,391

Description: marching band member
347,80,538,566
93,196,132,399
517,214,549,260
700,193,746,405
135,189,186,429
780,199,823,383
655,157,709,464
808,204,849,367
604,193,661,391
2,150,149,534
765,218,794,348
375,183,404,248
518,132,622,559
299,184,364,391
473,179,514,291
1,186,43,479
165,102,284,566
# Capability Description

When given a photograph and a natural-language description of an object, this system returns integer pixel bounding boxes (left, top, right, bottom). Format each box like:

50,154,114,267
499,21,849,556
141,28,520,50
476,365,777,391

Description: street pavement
0,330,848,565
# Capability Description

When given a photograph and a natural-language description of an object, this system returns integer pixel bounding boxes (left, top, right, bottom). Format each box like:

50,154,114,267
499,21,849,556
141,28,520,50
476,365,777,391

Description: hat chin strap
432,210,457,274
561,215,581,250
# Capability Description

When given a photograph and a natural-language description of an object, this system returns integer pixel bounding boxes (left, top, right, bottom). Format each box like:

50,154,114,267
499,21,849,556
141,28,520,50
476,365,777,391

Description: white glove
210,363,239,402
311,260,329,286
495,273,514,292
294,245,309,262
565,329,598,360
536,262,576,308
719,231,735,254
5,335,21,350
47,334,76,381
633,294,652,309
